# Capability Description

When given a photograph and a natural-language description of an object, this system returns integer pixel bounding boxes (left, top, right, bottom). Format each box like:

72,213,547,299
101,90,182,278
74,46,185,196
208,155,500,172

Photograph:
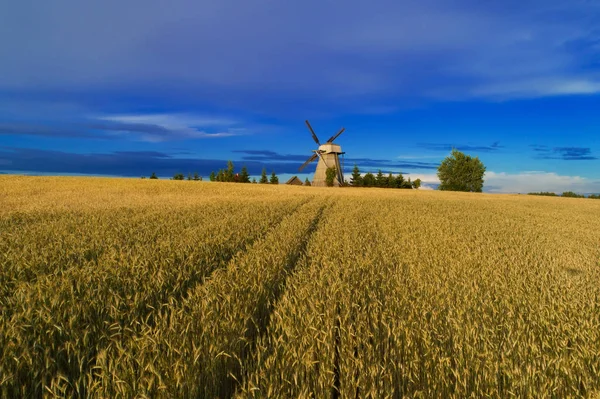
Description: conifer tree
240,166,251,183
350,164,362,186
270,171,279,184
259,168,268,184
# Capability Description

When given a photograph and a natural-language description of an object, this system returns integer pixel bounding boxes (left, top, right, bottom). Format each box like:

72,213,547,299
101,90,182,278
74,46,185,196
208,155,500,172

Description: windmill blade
326,127,345,143
305,120,321,145
298,153,318,171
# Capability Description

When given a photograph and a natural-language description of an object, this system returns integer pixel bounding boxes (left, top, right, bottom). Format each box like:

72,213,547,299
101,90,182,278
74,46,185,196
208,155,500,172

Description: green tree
437,149,486,192
350,165,362,187
395,173,405,188
216,169,225,182
209,171,216,182
362,172,376,187
240,166,251,183
387,173,395,188
375,170,385,187
304,178,311,186
193,172,201,181
412,178,422,189
325,167,337,187
225,160,235,182
252,177,257,184
562,191,584,198
172,173,184,180
270,171,279,184
187,173,192,181
149,172,158,179
259,168,269,184
589,194,600,199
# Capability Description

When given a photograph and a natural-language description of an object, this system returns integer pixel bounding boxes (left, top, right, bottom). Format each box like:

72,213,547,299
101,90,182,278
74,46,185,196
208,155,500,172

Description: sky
1,0,600,193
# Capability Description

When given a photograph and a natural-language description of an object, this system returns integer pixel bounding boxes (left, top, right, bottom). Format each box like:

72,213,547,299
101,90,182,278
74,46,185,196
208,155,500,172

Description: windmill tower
299,120,346,187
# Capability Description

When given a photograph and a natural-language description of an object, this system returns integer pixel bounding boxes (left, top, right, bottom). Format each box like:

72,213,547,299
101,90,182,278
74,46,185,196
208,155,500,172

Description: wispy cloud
531,145,598,160
417,142,503,152
0,113,246,142
1,0,599,107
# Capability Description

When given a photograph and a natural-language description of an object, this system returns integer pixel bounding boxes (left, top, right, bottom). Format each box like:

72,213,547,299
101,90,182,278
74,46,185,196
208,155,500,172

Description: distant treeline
528,191,600,199
209,161,279,184
143,172,202,180
350,165,421,189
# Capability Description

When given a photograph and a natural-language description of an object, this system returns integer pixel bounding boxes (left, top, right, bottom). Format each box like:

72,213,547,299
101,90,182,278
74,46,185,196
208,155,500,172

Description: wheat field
1,175,600,398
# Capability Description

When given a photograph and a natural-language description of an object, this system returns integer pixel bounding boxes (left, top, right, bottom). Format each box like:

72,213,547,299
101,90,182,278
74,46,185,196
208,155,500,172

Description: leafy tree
362,172,376,187
375,170,385,187
528,192,557,196
259,168,269,184
304,178,312,186
240,166,251,183
270,171,279,184
149,172,158,179
141,176,146,179
562,191,584,198
412,178,422,189
209,171,216,182
172,173,185,180
589,194,600,199
350,165,362,187
325,167,337,187
437,149,486,192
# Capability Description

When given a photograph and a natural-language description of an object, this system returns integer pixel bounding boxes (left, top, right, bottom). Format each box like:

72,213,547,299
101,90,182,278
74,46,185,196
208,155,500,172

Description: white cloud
347,170,600,194
484,171,600,194
99,113,243,142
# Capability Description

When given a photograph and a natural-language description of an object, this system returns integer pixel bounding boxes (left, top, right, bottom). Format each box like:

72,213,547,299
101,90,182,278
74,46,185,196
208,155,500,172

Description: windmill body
299,121,346,187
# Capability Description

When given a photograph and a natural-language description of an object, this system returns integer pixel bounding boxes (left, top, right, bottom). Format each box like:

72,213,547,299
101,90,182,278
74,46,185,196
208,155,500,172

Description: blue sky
1,0,600,193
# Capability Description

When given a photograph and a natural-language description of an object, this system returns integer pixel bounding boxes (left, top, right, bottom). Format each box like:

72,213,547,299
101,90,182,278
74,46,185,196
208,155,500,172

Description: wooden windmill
298,120,345,187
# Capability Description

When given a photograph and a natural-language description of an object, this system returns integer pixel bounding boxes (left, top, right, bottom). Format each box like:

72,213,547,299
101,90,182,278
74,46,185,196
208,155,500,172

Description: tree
270,171,279,184
362,172,376,187
437,149,486,192
325,167,337,187
375,170,385,187
412,178,422,189
259,168,269,184
225,161,235,182
562,191,584,198
193,172,201,181
350,165,362,187
252,178,257,184
187,173,192,181
149,172,158,179
304,178,312,186
387,173,395,188
172,173,184,180
395,173,405,188
216,169,225,182
209,171,216,181
240,166,250,183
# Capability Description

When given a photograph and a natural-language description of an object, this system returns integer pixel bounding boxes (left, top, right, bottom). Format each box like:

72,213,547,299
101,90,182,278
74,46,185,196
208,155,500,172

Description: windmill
299,120,345,187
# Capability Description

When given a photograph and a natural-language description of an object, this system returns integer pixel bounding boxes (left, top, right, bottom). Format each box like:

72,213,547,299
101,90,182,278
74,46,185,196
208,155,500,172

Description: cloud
484,171,600,194
233,149,440,171
417,142,503,152
532,145,598,160
385,170,600,194
0,0,599,109
0,113,245,142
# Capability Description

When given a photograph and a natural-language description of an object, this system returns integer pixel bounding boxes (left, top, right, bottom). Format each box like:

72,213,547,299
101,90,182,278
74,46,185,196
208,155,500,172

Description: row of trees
209,161,279,184
529,191,600,199
143,172,203,180
349,165,421,189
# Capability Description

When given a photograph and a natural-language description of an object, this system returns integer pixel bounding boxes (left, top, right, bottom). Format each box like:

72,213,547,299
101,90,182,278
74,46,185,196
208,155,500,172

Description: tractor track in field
222,199,333,399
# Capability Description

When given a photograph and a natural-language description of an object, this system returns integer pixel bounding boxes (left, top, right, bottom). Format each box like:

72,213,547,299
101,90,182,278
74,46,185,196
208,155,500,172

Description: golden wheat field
1,175,600,398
